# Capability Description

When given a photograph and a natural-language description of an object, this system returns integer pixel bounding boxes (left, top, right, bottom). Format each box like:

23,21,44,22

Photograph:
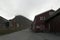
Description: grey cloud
0,0,60,20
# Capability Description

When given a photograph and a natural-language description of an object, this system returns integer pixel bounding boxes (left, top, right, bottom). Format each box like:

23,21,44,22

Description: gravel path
0,29,60,40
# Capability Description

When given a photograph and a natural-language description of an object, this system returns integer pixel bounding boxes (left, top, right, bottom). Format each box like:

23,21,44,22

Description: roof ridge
45,8,60,22
36,9,55,17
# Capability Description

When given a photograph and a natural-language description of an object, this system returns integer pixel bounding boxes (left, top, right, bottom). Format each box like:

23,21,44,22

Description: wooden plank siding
31,9,55,32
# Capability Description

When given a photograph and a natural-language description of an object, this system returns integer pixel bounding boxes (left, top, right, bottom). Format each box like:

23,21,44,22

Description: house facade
31,9,55,32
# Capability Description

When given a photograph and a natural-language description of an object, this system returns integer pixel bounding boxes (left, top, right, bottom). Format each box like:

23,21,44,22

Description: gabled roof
45,8,60,22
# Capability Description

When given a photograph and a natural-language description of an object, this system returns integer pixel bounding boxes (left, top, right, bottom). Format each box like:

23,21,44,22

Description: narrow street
0,28,60,40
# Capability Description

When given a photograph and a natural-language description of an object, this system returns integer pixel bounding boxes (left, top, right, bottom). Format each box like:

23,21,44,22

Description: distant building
9,19,17,30
9,15,32,30
0,16,9,29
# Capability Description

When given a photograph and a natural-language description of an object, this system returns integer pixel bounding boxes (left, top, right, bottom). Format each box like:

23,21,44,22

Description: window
49,12,54,15
40,16,45,20
17,23,19,27
40,17,44,20
44,16,45,20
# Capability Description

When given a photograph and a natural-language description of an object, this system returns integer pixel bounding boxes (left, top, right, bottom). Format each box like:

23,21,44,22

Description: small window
49,12,54,15
40,16,45,20
40,17,44,20
44,16,45,20
17,23,19,27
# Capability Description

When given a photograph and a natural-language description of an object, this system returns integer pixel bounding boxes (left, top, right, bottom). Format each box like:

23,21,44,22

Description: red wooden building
31,9,55,32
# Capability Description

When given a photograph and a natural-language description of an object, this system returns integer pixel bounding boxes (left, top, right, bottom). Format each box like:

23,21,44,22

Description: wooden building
31,9,55,32
45,8,60,32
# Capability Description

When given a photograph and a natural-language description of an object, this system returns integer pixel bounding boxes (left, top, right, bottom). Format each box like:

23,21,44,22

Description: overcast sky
0,0,60,21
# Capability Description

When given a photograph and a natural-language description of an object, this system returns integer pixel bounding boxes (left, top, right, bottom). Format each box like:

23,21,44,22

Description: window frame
40,16,45,20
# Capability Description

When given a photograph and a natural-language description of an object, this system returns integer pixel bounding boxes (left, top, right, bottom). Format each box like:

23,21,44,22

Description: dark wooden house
0,16,9,29
45,8,60,32
31,9,55,32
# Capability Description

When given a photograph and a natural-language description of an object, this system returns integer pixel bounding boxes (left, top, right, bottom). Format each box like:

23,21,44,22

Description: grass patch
0,29,18,35
0,27,28,36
